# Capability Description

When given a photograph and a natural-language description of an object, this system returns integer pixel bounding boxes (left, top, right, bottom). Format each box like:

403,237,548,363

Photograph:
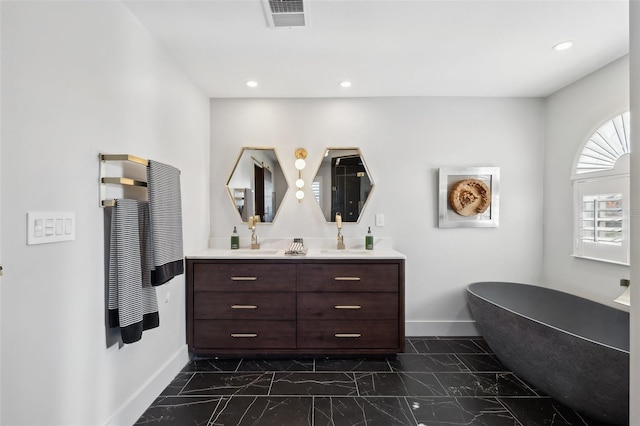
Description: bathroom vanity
185,249,405,356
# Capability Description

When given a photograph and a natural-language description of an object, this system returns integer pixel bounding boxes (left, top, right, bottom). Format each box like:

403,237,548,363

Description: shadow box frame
438,166,500,228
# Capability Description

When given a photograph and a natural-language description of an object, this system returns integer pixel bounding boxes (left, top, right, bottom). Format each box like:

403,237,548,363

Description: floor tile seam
156,394,559,406
311,396,315,426
496,395,553,399
469,339,490,353
205,396,229,426
189,367,509,374
450,353,472,372
223,369,395,373
405,339,418,353
428,370,449,397
390,369,492,373
232,369,313,373
408,351,492,355
494,397,526,426
503,373,543,396
267,372,275,395
431,371,522,378
178,372,196,395
166,395,554,399
433,371,539,397
400,396,421,426
353,372,360,397
385,357,394,372
440,336,486,339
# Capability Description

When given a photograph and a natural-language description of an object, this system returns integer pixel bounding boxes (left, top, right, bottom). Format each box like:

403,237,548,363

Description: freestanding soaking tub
467,281,629,425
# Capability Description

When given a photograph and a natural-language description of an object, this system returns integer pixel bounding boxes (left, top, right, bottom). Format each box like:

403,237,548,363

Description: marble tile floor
136,337,611,426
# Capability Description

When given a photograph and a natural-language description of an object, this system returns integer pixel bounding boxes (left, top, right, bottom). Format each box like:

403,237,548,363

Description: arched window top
575,111,630,175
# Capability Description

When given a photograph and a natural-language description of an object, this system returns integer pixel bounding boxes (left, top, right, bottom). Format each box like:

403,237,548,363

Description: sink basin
225,249,280,256
319,249,371,255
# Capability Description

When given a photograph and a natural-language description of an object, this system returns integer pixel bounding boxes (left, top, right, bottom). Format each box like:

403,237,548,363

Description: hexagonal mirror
311,148,374,223
226,148,288,223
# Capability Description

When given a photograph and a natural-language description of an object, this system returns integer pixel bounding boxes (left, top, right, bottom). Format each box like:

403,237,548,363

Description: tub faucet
614,278,630,306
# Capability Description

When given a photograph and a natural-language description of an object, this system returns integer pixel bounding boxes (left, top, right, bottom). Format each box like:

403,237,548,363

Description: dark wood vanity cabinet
186,258,405,355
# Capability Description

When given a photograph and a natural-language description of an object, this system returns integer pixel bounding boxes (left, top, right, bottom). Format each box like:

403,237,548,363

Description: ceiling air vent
262,0,308,28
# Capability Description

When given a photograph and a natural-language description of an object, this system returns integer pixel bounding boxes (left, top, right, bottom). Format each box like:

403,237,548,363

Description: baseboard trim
405,320,480,337
105,344,189,426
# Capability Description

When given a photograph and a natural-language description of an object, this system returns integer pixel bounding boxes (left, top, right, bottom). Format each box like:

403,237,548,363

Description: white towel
147,160,184,285
107,199,159,344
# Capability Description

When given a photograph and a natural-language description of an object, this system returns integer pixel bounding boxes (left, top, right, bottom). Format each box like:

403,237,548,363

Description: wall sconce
294,148,307,202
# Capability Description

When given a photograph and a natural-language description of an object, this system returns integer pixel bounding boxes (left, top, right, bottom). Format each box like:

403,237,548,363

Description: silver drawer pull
231,305,258,309
231,333,258,338
334,277,361,281
335,333,361,338
231,276,258,281
334,305,362,309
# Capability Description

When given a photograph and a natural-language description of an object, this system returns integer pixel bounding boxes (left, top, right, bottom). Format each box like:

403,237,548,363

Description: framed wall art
438,167,499,228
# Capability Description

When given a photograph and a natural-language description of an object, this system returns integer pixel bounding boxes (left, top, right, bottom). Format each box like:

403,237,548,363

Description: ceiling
123,0,629,98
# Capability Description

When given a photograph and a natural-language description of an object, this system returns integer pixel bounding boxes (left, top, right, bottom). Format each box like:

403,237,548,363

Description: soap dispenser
365,226,374,250
230,226,239,249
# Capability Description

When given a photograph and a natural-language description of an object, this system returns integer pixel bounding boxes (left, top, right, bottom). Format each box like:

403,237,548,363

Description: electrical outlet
375,213,385,227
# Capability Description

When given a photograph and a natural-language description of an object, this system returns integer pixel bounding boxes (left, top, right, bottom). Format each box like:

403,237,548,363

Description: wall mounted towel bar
101,177,147,187
100,154,148,166
100,153,149,207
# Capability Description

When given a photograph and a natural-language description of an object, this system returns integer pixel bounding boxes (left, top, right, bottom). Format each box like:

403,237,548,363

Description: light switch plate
27,212,76,245
375,213,385,227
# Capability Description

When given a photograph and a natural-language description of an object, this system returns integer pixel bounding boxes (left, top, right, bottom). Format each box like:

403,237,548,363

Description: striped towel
107,199,159,344
147,160,184,285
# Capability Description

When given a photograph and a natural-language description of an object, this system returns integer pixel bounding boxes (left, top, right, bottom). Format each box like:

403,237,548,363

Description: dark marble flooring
135,337,611,425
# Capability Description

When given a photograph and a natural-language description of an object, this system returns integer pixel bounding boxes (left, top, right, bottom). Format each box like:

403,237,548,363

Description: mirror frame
310,147,375,224
225,147,289,224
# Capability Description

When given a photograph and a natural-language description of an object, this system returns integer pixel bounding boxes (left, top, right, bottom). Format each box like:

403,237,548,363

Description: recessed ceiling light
340,81,352,88
246,80,258,88
552,41,574,51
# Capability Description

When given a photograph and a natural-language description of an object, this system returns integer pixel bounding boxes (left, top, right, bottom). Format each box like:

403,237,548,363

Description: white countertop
187,247,406,260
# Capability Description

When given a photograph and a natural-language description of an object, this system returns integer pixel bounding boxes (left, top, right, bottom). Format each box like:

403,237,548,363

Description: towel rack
100,153,149,207
101,154,148,166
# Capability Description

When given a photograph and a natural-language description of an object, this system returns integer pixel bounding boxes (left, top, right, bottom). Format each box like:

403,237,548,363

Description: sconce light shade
295,148,307,170
295,148,307,202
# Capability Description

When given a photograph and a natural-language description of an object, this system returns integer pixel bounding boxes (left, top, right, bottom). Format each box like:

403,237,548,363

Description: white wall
629,1,639,424
542,56,630,306
210,97,545,335
0,2,210,425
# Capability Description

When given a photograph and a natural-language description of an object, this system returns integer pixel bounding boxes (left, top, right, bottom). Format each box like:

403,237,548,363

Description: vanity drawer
297,293,397,320
193,320,296,349
193,263,296,292
297,320,398,349
194,292,295,320
298,264,398,292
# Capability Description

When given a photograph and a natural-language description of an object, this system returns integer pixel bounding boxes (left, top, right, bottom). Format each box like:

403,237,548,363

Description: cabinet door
298,264,398,292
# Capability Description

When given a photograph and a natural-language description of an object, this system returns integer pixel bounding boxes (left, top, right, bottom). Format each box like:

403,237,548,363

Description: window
580,193,623,244
572,111,630,265
311,180,321,204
